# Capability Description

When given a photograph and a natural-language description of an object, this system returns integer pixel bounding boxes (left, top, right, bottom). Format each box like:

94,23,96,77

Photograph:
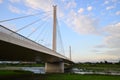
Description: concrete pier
45,62,64,73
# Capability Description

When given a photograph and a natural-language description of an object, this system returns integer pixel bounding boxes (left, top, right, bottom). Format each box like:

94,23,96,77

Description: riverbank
39,73,120,80
0,70,34,80
0,70,120,80
72,63,120,72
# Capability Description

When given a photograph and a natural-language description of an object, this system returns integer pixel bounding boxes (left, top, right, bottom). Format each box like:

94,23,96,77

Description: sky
0,0,120,62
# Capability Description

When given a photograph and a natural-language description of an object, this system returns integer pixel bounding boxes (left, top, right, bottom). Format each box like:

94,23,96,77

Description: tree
104,60,108,64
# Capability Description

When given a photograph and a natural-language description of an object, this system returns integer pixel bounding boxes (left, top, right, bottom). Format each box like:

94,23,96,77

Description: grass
0,70,33,80
0,63,44,67
0,70,120,80
30,73,120,80
0,70,32,76
0,70,19,75
73,63,120,72
0,63,120,80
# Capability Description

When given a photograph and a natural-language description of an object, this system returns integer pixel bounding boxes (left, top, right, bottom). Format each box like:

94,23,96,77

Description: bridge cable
56,19,65,55
35,19,51,42
15,13,52,32
38,20,52,47
0,11,51,23
27,15,51,38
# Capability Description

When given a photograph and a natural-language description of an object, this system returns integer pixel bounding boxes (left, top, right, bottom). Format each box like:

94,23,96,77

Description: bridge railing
0,25,70,60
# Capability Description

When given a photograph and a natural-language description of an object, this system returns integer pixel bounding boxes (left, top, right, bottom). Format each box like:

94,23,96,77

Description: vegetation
39,74,120,80
72,62,120,72
0,61,120,80
0,70,32,76
0,63,44,67
0,70,33,80
1,71,120,80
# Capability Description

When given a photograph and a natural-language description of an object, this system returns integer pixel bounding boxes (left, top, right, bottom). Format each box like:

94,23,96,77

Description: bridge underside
0,40,66,73
0,40,63,62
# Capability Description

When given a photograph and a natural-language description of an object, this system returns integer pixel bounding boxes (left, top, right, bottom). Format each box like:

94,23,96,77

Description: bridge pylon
45,5,64,73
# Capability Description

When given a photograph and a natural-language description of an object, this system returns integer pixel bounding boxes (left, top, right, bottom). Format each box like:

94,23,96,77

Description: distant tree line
77,60,120,64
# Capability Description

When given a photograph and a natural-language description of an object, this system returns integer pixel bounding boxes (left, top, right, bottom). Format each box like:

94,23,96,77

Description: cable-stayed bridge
0,6,73,73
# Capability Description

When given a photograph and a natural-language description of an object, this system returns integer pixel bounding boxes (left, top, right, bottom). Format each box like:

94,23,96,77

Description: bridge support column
45,62,64,73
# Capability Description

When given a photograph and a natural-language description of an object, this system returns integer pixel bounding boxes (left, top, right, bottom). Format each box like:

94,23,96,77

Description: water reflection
21,67,45,74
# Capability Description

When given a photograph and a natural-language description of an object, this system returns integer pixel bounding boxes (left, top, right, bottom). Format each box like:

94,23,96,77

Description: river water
21,67,45,74
0,67,45,74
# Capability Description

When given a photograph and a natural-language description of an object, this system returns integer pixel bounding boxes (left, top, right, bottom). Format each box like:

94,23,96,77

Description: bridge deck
0,25,73,63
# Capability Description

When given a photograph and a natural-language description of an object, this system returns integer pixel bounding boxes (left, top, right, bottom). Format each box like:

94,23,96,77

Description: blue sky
0,0,120,62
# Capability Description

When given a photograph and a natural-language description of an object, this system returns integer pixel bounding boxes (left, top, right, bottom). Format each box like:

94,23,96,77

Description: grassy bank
0,70,120,80
0,63,120,80
73,63,120,72
0,70,33,76
0,63,44,67
0,70,33,79
40,73,120,80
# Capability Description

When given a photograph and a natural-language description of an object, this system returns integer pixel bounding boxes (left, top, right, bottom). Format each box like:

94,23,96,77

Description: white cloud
104,1,109,5
105,49,120,56
0,0,3,4
73,53,119,62
57,7,64,18
112,0,118,2
23,0,65,18
105,23,120,35
116,11,120,15
8,0,64,18
61,0,65,2
65,10,98,34
104,35,120,48
87,6,92,11
106,6,115,10
9,4,39,15
95,22,120,56
103,0,117,5
65,1,76,9
9,5,21,14
94,44,106,48
101,23,120,49
108,24,120,34
10,0,20,3
78,8,84,14
104,23,120,48
24,0,52,12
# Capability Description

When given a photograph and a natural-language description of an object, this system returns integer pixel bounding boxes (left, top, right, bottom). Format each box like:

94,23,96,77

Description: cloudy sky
0,0,120,62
